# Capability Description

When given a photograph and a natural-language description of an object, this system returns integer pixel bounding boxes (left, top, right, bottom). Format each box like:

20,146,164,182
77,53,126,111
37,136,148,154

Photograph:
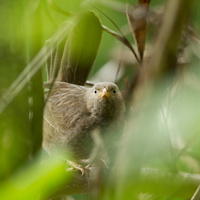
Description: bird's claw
66,160,91,176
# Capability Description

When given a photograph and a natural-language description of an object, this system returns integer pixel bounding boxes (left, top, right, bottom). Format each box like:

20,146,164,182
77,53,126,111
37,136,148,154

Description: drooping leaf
127,0,150,61
47,11,103,86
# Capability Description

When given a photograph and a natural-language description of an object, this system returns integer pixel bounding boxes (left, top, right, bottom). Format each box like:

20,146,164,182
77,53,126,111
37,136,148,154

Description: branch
50,167,200,198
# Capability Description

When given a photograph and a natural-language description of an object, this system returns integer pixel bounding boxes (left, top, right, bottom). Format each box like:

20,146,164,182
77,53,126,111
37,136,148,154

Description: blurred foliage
1,0,200,200
0,154,71,200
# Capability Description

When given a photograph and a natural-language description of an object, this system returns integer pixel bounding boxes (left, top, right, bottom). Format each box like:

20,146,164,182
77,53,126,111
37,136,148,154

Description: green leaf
0,155,71,200
57,11,103,85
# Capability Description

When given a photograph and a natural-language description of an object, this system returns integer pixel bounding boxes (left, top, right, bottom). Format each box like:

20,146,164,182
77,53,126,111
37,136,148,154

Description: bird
43,29,125,174
43,81,125,173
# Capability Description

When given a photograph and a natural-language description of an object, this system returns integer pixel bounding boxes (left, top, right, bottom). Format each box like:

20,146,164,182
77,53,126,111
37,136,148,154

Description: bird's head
93,82,118,99
86,82,125,122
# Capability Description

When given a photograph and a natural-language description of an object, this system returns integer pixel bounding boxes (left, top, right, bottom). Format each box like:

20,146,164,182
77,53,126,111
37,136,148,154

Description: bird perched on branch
43,81,125,163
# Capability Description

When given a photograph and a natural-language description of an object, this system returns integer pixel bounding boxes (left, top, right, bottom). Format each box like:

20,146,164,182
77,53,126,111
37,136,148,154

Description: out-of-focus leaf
27,0,44,156
105,0,196,199
0,155,70,200
0,1,32,180
47,0,73,17
55,11,103,85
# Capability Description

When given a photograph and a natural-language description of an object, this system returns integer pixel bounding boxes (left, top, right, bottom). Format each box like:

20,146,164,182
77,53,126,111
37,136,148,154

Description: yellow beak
99,88,110,98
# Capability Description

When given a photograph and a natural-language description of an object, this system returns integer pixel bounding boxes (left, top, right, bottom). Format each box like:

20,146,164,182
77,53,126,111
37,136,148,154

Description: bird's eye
113,89,116,94
94,90,97,94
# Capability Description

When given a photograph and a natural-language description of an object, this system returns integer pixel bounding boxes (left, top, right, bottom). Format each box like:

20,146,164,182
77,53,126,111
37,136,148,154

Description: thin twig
191,185,200,200
102,25,140,64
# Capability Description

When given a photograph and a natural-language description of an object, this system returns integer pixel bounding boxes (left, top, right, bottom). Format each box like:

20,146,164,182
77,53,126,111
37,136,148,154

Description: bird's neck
92,100,118,125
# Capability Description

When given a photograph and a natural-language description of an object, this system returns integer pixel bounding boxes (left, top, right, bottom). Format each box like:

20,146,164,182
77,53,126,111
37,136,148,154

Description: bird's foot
66,160,91,176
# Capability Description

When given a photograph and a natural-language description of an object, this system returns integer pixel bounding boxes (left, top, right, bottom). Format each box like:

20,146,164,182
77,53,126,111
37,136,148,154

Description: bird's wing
44,82,91,143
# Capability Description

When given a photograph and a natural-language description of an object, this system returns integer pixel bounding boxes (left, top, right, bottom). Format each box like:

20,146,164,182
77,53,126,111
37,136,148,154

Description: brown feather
43,81,125,160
